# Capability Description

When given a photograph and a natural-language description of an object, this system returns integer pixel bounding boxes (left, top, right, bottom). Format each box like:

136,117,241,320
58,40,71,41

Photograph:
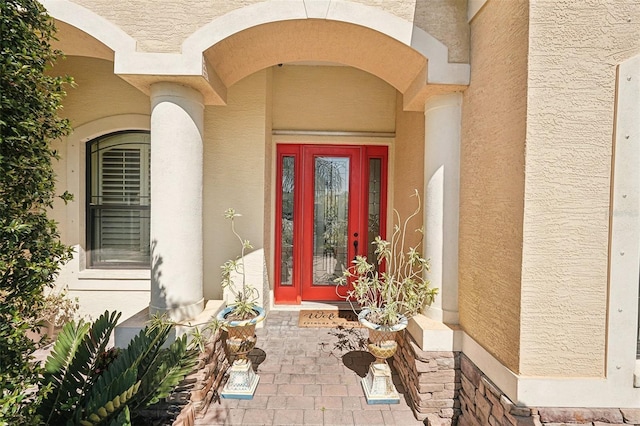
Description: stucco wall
203,70,269,300
68,0,468,62
272,65,396,132
458,0,528,374
72,0,262,53
54,57,150,129
394,92,425,246
519,0,640,377
413,0,469,63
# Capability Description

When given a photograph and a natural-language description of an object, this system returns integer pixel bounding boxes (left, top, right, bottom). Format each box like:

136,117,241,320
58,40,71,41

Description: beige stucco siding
203,70,270,300
394,92,425,243
54,57,150,128
519,0,640,377
69,0,468,63
272,65,396,132
413,0,469,63
72,0,262,53
458,0,528,374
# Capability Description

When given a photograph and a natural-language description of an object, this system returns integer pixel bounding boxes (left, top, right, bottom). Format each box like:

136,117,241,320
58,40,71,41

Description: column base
361,363,400,404
149,298,205,322
115,300,224,348
221,360,260,399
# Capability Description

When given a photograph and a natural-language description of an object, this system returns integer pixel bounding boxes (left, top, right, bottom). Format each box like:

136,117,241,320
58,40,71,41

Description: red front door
275,144,387,303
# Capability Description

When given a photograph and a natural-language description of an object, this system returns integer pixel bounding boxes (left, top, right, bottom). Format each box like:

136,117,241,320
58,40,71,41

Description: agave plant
37,311,197,425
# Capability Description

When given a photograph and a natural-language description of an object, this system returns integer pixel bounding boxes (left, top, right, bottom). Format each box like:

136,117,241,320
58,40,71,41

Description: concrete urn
216,305,266,399
357,308,408,404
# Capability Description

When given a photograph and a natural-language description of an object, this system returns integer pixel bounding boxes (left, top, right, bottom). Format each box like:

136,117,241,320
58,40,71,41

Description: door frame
274,143,388,304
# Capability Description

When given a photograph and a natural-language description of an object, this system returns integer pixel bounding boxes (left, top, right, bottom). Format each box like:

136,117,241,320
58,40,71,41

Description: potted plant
29,286,80,343
216,208,266,399
335,189,438,403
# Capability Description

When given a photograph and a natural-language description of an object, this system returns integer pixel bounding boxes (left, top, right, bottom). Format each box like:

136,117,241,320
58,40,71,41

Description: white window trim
610,54,640,389
88,132,151,268
58,114,151,291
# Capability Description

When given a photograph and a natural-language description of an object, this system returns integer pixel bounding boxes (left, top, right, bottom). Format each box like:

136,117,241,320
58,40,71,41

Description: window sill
79,269,150,280
71,269,151,291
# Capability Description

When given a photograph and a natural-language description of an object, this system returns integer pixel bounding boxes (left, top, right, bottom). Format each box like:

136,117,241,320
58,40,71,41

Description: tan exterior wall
272,65,396,132
203,70,270,300
263,69,274,300
72,0,263,53
458,0,528,374
413,0,469,63
393,93,425,246
69,0,468,63
519,0,640,377
54,57,150,129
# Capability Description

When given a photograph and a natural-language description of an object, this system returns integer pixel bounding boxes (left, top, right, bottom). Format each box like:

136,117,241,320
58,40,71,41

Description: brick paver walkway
196,310,425,425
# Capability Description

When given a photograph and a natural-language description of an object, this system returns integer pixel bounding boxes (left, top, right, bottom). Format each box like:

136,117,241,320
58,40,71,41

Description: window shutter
101,148,142,205
95,147,149,264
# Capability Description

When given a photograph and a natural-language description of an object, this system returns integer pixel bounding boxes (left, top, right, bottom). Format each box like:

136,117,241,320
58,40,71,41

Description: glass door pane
367,158,382,263
280,156,295,285
313,157,350,285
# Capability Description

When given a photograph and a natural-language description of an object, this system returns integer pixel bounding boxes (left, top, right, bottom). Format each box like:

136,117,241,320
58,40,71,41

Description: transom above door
275,144,388,304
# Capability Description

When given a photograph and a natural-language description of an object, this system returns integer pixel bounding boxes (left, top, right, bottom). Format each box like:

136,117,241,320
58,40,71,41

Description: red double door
275,144,388,304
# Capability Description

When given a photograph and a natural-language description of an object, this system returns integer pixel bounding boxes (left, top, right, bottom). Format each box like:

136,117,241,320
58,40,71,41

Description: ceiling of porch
203,19,427,95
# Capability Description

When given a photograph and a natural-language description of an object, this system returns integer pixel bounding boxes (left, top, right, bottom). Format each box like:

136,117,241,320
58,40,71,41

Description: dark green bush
1,1,73,423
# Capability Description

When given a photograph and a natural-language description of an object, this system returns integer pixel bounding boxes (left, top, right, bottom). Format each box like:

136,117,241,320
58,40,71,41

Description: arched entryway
44,0,468,323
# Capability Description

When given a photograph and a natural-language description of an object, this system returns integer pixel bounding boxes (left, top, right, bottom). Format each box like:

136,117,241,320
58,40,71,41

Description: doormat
298,310,362,328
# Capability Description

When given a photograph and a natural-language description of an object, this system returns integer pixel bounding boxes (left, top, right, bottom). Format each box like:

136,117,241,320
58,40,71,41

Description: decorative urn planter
358,308,408,404
217,305,266,399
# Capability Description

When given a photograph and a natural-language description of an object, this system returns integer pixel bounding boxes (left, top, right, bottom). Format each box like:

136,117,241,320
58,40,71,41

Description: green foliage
188,319,221,353
39,311,120,424
221,208,260,320
336,190,439,327
38,311,198,426
108,406,131,426
0,0,73,423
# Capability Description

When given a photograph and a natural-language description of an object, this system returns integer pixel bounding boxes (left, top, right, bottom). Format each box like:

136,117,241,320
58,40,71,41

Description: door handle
353,232,359,259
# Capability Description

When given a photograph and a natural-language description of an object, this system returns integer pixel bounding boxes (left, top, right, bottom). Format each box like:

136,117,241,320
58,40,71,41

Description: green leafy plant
220,208,260,321
37,311,198,425
336,190,438,327
1,1,74,423
187,318,221,353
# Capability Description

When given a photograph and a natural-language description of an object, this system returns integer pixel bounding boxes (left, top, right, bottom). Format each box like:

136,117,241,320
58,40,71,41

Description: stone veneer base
393,330,461,424
457,353,640,426
393,329,640,426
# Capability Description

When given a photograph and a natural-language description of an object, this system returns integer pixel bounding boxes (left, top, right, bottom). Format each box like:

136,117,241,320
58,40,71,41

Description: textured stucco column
424,93,462,324
149,82,204,321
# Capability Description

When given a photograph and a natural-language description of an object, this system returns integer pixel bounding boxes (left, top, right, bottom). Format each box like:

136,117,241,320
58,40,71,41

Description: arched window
87,131,150,267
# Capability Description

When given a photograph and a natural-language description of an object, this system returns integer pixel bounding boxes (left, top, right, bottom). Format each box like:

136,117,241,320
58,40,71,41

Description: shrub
0,1,73,423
